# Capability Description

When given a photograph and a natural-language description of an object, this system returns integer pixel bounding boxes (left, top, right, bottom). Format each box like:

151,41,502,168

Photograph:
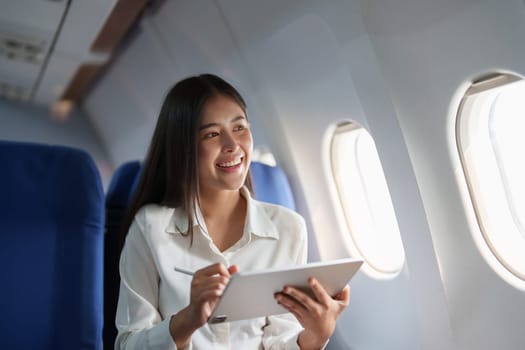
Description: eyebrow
199,115,246,131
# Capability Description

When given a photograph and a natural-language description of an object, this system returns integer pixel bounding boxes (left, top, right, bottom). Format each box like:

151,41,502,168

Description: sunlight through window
457,74,525,282
330,122,405,278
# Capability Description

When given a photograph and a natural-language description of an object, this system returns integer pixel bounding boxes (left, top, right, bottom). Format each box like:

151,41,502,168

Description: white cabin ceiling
0,0,149,108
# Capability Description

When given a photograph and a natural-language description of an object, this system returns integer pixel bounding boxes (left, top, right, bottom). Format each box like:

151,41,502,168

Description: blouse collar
164,186,279,240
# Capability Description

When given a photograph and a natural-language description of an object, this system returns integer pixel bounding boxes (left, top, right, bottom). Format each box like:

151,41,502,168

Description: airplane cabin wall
82,0,525,349
215,1,449,349
360,0,525,349
83,2,273,167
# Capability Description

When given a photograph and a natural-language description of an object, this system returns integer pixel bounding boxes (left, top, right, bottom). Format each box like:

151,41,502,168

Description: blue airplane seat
105,160,141,210
250,161,296,210
103,160,141,350
0,140,104,350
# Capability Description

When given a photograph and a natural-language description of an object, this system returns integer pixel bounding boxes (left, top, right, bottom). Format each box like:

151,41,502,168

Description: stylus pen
174,267,195,276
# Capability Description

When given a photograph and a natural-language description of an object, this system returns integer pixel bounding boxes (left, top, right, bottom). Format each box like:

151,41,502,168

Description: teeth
218,158,242,168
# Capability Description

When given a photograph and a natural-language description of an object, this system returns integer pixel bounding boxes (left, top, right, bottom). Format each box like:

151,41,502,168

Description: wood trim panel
91,0,150,52
60,63,103,100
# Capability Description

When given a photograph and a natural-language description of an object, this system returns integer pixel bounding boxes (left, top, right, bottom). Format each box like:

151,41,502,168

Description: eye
203,131,219,139
234,123,249,132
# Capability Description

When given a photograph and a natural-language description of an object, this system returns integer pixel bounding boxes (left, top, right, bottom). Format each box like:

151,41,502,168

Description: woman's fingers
274,291,306,320
193,274,230,288
196,262,231,277
277,278,334,311
335,285,351,306
187,263,239,325
275,281,351,324
192,264,231,293
228,264,239,275
281,286,315,311
192,274,230,300
308,277,332,305
275,286,319,323
190,263,240,301
276,281,352,348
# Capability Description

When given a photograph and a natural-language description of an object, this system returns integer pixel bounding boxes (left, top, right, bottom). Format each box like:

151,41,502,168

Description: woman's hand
170,263,238,347
275,278,350,350
187,263,238,326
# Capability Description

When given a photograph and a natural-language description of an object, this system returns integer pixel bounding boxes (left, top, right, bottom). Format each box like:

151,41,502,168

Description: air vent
0,33,46,64
0,81,30,101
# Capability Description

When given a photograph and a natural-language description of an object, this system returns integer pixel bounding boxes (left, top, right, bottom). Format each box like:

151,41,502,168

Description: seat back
250,161,296,210
0,141,104,350
103,160,141,350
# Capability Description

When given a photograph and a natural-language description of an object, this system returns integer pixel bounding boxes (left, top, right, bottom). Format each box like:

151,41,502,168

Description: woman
116,74,350,349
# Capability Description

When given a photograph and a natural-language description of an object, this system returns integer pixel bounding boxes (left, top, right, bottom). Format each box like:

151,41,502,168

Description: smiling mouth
217,157,243,168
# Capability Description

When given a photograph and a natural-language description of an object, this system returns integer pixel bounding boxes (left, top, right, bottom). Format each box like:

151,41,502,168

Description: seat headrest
0,140,104,221
250,161,296,210
106,160,141,208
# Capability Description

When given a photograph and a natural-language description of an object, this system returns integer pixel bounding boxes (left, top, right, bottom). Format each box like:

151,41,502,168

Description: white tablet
208,258,363,324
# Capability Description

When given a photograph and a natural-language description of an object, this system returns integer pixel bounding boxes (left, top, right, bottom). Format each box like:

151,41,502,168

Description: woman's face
197,94,253,197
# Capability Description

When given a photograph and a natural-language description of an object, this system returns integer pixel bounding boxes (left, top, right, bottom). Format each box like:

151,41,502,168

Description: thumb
228,264,239,275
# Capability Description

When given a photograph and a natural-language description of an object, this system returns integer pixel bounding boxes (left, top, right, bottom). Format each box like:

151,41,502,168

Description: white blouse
115,187,308,350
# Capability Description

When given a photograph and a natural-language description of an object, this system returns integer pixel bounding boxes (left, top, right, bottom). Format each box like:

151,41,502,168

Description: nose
221,131,238,153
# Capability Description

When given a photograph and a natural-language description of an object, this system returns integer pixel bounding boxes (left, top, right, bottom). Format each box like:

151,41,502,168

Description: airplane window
329,122,405,278
456,73,525,283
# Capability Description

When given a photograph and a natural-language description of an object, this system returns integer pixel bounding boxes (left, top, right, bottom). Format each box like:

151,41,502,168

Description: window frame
455,72,525,283
328,121,405,279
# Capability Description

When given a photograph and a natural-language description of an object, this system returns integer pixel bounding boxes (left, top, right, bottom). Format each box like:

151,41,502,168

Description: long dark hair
120,74,253,246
